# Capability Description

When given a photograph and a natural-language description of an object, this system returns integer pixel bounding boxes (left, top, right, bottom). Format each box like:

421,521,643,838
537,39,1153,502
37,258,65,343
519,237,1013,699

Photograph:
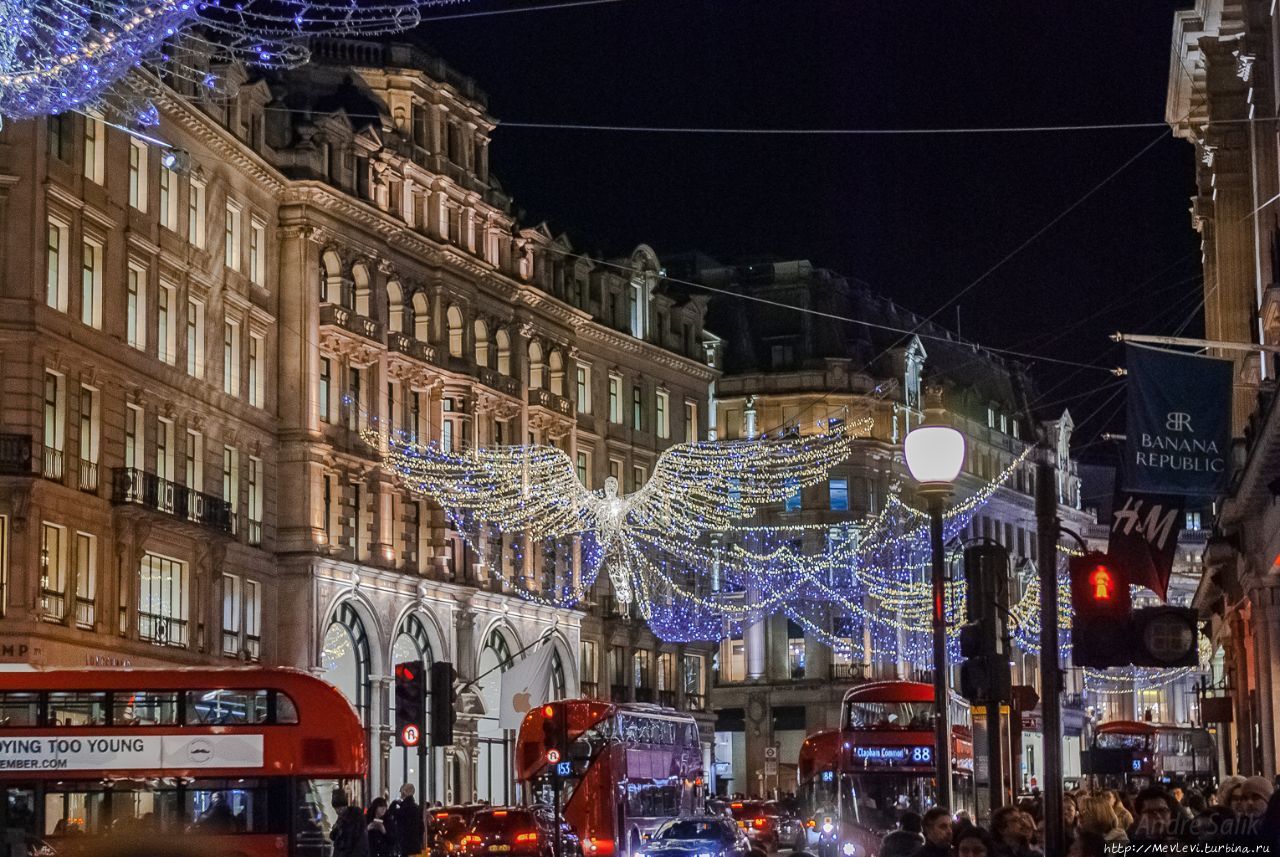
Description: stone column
1229,610,1257,775
804,614,832,683
371,675,393,797
745,609,766,681
1254,584,1280,777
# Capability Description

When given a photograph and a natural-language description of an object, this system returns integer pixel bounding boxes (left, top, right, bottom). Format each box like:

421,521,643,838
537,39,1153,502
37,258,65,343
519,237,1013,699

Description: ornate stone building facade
676,257,1093,794
0,39,717,801
1170,0,1280,780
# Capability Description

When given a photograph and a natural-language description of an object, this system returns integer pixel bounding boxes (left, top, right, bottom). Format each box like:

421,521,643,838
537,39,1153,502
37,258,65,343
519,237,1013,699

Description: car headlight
841,844,856,856
821,823,834,835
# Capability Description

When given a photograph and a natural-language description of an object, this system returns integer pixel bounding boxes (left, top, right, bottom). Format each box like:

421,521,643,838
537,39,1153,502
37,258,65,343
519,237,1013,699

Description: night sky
416,0,1201,451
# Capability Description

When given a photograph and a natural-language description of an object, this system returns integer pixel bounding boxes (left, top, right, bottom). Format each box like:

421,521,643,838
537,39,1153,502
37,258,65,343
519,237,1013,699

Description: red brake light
461,835,482,845
543,704,555,718
436,813,450,819
730,803,743,809
494,811,508,817
516,833,539,843
753,819,766,829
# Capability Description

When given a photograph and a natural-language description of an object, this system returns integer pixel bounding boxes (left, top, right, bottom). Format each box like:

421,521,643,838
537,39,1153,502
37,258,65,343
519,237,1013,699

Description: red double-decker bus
0,667,366,857
516,700,704,857
1086,720,1216,789
797,682,973,856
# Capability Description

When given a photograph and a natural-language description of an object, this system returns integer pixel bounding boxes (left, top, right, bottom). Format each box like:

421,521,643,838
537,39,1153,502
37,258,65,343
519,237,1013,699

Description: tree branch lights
0,0,465,121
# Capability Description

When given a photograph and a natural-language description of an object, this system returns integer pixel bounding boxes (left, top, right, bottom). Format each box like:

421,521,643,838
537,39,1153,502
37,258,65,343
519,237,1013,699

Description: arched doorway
476,628,513,804
389,614,437,798
322,602,372,795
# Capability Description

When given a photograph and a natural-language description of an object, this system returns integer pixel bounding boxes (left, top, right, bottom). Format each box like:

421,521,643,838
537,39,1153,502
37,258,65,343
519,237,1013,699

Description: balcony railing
74,597,95,629
111,468,235,535
388,332,437,364
0,434,32,474
79,461,99,493
40,590,65,622
528,387,573,416
478,366,519,397
139,612,188,647
320,304,384,344
42,448,64,482
830,662,869,682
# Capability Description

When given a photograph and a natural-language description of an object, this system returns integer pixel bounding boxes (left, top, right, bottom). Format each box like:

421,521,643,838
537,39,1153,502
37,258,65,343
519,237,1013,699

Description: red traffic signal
1069,552,1130,617
541,703,567,759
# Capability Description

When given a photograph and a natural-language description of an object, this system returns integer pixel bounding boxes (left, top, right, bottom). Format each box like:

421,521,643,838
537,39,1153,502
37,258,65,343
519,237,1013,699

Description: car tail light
516,833,539,843
461,835,482,846
753,819,767,829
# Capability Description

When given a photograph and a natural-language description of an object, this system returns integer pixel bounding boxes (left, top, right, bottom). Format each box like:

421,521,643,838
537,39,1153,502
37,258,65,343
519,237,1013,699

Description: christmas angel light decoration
368,417,870,612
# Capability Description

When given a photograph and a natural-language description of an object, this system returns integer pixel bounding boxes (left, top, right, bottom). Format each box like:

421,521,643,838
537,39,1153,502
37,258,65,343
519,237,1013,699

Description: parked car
727,801,806,852
459,807,582,857
643,816,750,857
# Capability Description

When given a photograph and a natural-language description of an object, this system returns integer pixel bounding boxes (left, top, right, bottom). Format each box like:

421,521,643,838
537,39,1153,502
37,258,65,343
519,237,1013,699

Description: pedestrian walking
333,803,370,857
368,797,396,857
391,784,426,857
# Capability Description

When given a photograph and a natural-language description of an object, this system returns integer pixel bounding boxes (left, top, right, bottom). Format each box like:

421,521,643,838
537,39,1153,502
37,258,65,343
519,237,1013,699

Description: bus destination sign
0,734,265,771
851,745,933,766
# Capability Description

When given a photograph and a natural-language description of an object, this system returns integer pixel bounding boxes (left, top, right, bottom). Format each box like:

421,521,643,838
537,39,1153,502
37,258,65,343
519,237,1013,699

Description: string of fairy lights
366,414,1208,690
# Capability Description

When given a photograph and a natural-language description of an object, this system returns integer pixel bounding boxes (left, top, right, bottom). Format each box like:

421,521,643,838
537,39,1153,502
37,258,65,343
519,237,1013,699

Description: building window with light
43,371,65,480
40,522,67,622
608,375,622,423
223,446,239,519
684,401,697,444
631,464,645,492
223,320,240,397
784,481,802,513
156,417,174,482
319,357,332,423
46,219,69,312
128,139,148,212
576,365,591,414
74,531,95,629
159,165,178,230
139,552,189,646
125,404,143,472
247,456,263,545
83,113,104,184
47,114,71,161
629,281,644,338
249,334,264,407
249,218,266,285
186,297,205,378
829,478,849,512
632,385,643,431
158,283,176,365
188,177,206,248
80,239,102,328
127,264,146,350
576,451,589,487
78,386,99,492
224,200,241,271
656,390,670,439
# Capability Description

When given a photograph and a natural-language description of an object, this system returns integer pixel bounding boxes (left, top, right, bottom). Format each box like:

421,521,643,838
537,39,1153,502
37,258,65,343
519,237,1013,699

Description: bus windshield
1096,731,1149,750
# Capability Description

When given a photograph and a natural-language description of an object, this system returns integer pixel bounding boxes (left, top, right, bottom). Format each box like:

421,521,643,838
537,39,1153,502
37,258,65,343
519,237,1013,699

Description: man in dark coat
390,784,426,856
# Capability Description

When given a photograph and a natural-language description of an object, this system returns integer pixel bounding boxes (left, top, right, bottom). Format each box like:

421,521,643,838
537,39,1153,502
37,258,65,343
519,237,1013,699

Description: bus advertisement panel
797,682,973,856
516,700,703,857
0,667,367,857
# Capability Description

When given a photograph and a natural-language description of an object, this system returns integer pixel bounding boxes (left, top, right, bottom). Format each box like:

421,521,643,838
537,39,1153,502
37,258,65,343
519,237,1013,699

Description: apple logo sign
187,739,214,765
513,691,532,713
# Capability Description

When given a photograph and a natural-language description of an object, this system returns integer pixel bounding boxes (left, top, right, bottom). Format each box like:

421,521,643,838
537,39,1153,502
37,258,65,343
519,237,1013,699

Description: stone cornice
142,72,288,195
577,323,718,381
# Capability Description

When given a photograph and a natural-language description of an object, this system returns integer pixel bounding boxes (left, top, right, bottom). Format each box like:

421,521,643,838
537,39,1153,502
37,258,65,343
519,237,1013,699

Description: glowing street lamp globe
903,424,965,488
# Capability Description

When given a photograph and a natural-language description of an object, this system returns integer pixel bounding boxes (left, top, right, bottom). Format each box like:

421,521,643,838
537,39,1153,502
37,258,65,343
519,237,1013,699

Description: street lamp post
904,417,966,813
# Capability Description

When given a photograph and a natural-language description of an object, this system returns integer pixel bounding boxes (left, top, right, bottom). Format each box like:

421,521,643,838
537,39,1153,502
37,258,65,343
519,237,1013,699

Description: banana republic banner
1123,344,1232,496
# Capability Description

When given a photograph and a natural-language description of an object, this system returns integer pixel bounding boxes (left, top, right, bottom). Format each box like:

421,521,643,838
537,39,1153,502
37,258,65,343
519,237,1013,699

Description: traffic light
1129,606,1200,668
541,703,568,760
958,545,1011,704
1069,552,1133,668
429,661,457,746
394,660,425,748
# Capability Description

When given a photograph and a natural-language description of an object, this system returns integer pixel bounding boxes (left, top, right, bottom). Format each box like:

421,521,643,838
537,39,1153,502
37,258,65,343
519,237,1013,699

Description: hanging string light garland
0,0,466,123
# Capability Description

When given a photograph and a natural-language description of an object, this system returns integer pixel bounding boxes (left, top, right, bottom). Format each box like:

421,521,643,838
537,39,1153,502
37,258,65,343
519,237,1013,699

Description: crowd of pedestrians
878,777,1280,856
331,783,428,857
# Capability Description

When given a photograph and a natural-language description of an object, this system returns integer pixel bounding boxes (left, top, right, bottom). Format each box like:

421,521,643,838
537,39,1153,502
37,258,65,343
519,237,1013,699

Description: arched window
528,341,544,390
474,319,490,367
495,330,512,376
412,292,430,341
353,264,370,315
548,350,565,397
322,602,371,724
477,629,515,804
387,281,404,333
321,250,342,304
446,306,464,358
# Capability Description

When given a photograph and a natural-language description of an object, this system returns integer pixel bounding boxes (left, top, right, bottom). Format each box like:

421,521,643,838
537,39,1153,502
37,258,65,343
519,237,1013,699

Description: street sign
764,760,778,776
764,746,778,760
400,723,421,747
545,748,562,765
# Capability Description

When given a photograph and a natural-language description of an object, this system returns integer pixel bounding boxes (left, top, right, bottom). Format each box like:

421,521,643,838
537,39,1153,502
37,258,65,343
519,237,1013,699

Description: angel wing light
370,417,870,612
